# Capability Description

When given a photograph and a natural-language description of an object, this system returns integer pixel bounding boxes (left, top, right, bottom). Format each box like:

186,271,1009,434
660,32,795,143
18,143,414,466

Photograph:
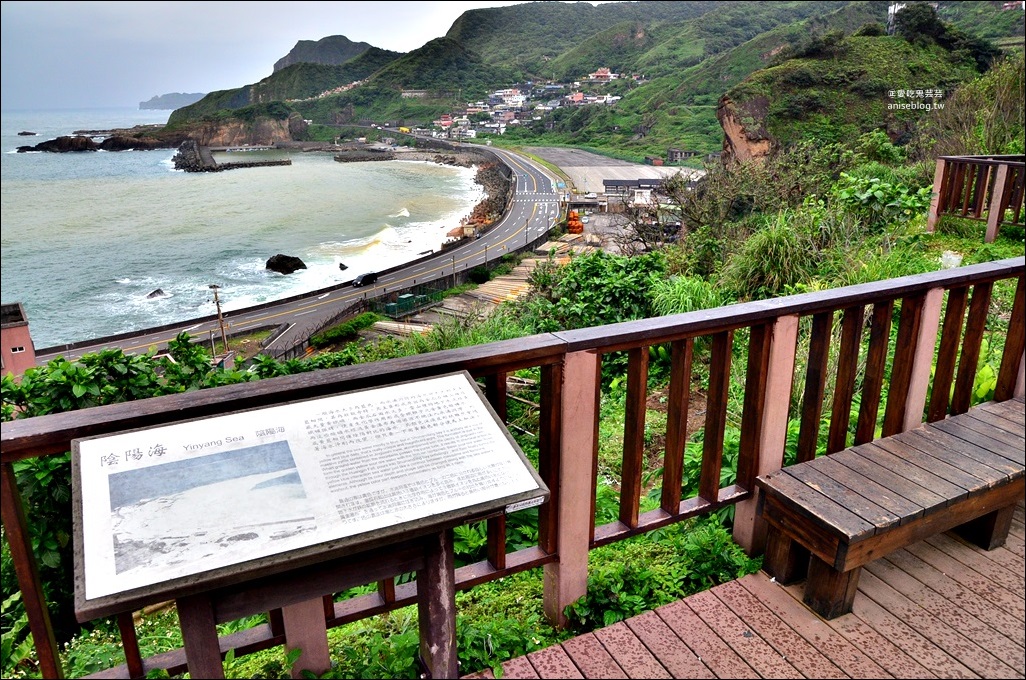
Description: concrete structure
1,303,36,377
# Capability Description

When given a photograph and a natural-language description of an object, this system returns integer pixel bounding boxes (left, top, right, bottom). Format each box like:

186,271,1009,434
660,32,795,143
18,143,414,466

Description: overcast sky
0,1,565,111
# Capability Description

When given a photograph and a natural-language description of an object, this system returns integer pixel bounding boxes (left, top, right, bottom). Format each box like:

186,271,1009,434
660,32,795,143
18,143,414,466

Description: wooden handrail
927,155,1026,240
2,257,1023,678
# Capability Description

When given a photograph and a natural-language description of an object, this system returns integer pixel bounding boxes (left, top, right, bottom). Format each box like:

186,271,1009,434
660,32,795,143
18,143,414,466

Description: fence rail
2,257,1024,678
926,154,1026,241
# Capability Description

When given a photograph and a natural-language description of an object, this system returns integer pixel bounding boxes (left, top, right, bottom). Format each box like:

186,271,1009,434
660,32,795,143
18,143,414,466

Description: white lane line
318,292,330,300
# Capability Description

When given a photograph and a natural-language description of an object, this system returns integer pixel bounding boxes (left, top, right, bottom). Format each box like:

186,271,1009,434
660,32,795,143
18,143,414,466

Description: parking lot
524,146,703,196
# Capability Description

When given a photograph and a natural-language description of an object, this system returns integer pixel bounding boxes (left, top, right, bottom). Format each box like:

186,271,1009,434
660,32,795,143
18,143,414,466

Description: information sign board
73,372,546,610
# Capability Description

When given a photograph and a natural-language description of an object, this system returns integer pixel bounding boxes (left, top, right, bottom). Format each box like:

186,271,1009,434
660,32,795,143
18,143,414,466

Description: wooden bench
756,396,1025,619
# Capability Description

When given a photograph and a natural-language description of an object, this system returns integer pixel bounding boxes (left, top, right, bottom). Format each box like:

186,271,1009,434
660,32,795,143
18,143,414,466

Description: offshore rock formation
266,254,307,275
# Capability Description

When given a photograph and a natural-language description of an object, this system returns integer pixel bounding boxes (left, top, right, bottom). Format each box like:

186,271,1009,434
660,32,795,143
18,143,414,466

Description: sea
0,108,486,350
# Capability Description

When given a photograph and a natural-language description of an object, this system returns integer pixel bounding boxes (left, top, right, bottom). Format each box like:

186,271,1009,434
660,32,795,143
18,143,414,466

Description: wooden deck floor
468,500,1025,679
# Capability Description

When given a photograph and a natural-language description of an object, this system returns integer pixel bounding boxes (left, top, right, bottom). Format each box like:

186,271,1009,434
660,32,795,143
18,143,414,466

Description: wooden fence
2,257,1023,678
926,154,1026,241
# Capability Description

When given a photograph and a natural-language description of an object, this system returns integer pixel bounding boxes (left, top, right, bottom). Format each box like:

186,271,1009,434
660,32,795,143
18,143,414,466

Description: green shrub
310,313,382,348
720,220,818,300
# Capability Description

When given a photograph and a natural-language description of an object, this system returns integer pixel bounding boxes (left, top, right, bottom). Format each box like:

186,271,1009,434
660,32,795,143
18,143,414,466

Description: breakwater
172,140,292,172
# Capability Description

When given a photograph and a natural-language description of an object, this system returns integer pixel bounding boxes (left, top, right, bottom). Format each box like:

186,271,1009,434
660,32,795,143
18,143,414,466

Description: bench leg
804,558,860,620
955,503,1016,551
763,527,809,584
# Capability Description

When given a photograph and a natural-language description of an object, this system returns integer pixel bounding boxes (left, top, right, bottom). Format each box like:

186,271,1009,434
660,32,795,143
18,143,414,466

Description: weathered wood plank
525,646,584,679
619,347,648,529
787,461,902,529
905,540,1026,621
865,556,1026,675
759,469,876,541
797,311,833,463
712,579,847,679
900,429,1006,489
884,547,1025,646
848,590,979,678
660,339,692,514
929,287,969,421
685,589,803,678
623,610,714,679
858,569,1019,678
856,301,894,444
828,306,865,453
560,633,628,679
908,423,1022,480
592,622,671,679
653,600,759,679
869,435,987,494
849,441,969,504
829,447,945,516
805,453,925,521
925,532,1025,594
741,573,891,679
700,331,732,504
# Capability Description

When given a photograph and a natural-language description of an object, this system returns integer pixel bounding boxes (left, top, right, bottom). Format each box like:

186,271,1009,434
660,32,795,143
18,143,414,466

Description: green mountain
167,47,401,126
273,35,374,72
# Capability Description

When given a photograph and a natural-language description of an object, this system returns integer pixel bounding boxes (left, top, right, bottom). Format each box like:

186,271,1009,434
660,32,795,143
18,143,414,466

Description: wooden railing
926,154,1026,241
2,257,1024,678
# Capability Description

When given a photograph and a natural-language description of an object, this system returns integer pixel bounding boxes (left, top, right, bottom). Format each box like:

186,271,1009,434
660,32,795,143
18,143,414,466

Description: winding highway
35,146,562,364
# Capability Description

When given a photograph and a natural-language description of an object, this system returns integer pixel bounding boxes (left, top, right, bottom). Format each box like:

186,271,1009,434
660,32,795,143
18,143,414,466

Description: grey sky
0,1,550,110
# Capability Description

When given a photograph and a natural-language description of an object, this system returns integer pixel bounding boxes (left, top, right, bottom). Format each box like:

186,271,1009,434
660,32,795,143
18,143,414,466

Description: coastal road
34,146,561,364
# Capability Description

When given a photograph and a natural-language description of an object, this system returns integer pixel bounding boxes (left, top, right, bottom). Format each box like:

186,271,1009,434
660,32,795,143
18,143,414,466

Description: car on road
352,272,379,287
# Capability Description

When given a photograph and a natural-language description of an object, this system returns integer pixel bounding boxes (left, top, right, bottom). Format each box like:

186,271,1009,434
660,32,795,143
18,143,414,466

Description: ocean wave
390,207,410,218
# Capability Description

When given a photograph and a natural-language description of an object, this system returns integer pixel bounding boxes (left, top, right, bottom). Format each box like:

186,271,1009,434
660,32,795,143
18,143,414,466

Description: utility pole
209,284,229,354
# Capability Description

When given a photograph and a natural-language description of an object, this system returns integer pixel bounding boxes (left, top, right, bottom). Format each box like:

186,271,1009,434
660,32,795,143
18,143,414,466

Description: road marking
318,292,330,299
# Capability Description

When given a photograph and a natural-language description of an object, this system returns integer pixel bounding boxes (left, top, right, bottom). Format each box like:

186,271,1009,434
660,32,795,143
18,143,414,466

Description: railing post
926,157,947,232
543,350,600,628
985,163,1010,243
0,462,64,679
900,287,945,432
996,276,1026,401
733,315,799,556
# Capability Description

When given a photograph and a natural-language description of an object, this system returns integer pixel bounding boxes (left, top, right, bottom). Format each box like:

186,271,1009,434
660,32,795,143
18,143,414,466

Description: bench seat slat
901,429,1009,489
977,395,1025,425
786,463,901,530
758,470,875,542
803,454,923,522
868,437,980,497
909,424,1023,481
951,412,1026,465
968,400,1026,430
847,441,969,505
827,448,946,516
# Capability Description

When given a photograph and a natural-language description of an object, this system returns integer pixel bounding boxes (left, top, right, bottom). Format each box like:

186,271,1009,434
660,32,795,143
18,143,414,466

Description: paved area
467,500,1026,679
525,147,703,196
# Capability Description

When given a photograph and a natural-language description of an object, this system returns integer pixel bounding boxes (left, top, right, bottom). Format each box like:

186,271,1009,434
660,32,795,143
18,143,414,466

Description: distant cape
139,93,206,110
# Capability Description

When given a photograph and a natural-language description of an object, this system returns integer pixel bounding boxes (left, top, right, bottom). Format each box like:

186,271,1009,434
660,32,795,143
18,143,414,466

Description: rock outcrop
266,254,307,275
716,95,774,165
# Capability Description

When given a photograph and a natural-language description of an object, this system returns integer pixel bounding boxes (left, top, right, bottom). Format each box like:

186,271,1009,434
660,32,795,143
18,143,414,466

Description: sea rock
146,288,166,299
17,135,98,153
18,131,37,136
266,254,307,275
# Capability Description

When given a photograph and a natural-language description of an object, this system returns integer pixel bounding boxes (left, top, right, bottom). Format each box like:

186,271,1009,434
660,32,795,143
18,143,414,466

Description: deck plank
592,622,671,679
525,645,584,679
711,579,848,679
653,600,759,679
623,610,715,679
924,533,1025,594
858,569,1019,678
883,548,1026,648
740,573,891,679
864,557,1025,675
847,589,979,678
684,589,803,679
560,633,628,679
904,540,1025,622
780,582,936,678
